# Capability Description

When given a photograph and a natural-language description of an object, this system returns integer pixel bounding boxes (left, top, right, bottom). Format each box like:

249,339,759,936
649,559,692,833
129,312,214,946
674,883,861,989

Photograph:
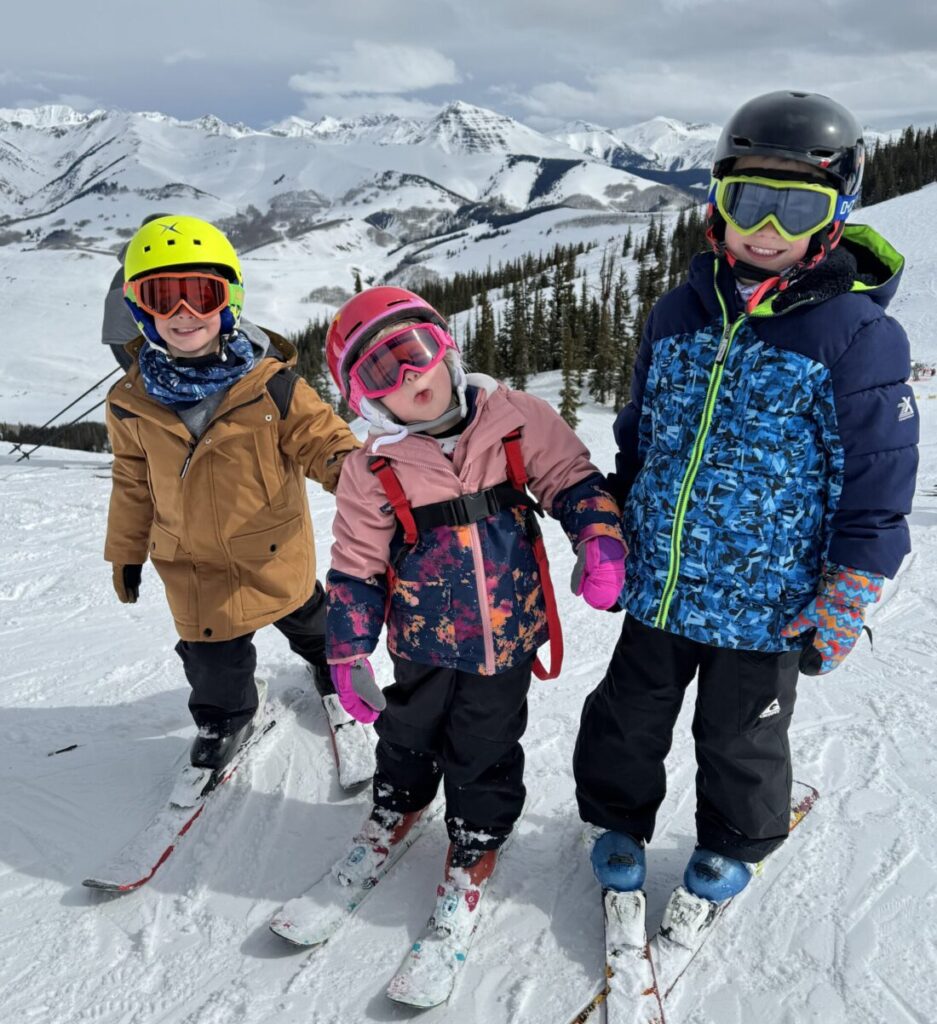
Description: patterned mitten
781,563,883,675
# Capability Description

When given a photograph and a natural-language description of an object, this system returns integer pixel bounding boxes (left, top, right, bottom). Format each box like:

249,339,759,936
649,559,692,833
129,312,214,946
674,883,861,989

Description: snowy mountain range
554,116,722,190
0,100,692,260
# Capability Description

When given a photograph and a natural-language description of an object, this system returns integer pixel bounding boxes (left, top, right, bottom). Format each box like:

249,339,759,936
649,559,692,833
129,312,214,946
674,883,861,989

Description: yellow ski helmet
122,215,244,345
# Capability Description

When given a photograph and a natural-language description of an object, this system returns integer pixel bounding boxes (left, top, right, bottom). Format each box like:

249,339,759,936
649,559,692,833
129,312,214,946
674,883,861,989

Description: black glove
113,564,142,603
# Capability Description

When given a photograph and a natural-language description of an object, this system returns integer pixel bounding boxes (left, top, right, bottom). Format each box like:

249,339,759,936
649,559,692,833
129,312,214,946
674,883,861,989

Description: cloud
55,93,100,112
289,40,459,96
500,45,937,131
164,50,205,65
295,93,442,121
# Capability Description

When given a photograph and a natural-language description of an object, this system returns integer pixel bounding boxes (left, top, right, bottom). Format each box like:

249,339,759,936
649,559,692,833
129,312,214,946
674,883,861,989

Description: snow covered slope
1,360,935,1023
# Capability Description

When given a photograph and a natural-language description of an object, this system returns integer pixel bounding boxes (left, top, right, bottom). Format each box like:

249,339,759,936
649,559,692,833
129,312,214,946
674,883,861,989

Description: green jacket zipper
654,268,745,630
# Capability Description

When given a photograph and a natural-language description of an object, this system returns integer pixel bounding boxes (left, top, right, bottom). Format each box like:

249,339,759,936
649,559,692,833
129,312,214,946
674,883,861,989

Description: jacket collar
112,327,297,431
363,377,523,470
688,223,905,320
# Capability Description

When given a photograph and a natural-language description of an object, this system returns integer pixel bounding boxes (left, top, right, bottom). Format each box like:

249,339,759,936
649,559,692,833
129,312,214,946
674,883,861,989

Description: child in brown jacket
104,215,364,781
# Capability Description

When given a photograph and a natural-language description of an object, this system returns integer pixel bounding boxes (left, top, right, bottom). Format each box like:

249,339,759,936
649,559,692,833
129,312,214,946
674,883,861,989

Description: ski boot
386,843,499,1007
190,717,255,771
430,843,498,939
334,804,429,888
683,847,754,902
590,830,647,892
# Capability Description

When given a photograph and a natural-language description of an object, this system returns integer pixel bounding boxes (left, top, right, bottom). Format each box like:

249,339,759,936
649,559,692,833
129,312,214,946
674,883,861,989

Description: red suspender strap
501,429,563,681
368,456,419,547
502,428,528,489
530,533,564,680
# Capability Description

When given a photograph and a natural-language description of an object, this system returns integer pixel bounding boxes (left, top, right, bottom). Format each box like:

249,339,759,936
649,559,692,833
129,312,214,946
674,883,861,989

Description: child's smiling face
722,155,822,279
155,309,222,358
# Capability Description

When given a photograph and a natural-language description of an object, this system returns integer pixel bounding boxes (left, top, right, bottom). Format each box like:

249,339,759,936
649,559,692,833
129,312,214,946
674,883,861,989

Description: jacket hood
838,223,905,310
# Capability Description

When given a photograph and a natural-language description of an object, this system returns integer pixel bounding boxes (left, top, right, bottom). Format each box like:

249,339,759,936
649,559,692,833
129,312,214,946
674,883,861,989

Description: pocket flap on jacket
229,515,303,561
149,522,181,561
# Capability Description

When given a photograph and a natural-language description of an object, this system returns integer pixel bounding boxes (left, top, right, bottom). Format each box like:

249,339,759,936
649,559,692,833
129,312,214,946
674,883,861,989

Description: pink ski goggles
348,323,456,402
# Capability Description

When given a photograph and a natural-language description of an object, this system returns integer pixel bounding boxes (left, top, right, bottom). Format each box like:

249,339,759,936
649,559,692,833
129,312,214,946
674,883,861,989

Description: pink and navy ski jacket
611,225,918,652
327,376,623,675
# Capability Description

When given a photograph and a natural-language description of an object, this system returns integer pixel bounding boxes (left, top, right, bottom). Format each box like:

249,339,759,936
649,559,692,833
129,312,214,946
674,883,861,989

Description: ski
385,836,517,1009
320,692,377,790
269,801,441,947
82,681,277,893
652,780,819,1002
304,664,377,790
567,890,665,1024
568,781,818,1023
383,878,489,1007
604,889,666,1023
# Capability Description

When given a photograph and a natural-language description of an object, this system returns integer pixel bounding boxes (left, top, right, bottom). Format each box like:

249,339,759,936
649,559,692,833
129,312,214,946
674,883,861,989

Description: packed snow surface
2,364,936,1022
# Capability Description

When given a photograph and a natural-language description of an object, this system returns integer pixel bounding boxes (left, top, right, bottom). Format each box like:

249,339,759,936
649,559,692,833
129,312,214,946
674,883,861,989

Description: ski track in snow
2,375,937,1022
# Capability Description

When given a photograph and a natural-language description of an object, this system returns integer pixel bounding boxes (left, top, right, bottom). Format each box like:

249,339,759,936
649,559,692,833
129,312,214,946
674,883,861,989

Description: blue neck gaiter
138,334,256,409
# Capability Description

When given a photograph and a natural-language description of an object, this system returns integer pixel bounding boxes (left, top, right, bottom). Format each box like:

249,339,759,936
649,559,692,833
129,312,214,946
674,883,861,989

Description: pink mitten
571,536,627,610
330,659,386,724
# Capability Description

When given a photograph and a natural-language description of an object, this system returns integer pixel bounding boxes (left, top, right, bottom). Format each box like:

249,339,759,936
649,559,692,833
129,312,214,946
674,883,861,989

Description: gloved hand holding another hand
571,536,627,611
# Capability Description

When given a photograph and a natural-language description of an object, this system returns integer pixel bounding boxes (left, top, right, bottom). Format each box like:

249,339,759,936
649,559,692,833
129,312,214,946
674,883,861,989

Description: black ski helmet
707,91,865,287
713,90,864,195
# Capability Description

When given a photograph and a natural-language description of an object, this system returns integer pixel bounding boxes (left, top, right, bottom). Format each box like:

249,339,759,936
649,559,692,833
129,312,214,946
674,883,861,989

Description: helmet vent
143,245,151,253
387,299,409,307
167,239,175,246
731,136,753,149
194,239,202,246
809,148,836,158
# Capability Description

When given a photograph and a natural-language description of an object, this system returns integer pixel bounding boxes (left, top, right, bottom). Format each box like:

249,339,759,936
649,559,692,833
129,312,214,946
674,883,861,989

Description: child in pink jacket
320,287,624,959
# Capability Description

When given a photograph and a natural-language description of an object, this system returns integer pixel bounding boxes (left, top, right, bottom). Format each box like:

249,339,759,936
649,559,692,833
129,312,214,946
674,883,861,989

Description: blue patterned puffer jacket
612,225,919,652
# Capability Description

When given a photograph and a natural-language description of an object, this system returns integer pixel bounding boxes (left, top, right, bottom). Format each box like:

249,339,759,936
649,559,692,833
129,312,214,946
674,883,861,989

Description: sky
1,0,936,131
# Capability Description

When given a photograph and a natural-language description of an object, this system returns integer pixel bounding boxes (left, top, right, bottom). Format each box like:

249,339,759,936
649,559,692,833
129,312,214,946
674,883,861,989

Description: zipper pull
715,327,731,364
715,314,745,365
180,442,196,478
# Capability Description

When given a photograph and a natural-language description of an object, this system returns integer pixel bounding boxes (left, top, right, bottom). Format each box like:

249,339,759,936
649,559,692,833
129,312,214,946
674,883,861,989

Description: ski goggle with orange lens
713,175,857,242
124,272,231,319
348,323,456,401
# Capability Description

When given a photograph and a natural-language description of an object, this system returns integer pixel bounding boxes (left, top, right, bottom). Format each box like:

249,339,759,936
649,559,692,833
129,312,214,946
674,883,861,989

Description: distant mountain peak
0,104,105,128
420,102,552,155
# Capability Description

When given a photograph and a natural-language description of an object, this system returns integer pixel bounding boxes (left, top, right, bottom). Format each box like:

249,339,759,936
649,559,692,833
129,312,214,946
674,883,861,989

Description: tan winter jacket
104,332,358,642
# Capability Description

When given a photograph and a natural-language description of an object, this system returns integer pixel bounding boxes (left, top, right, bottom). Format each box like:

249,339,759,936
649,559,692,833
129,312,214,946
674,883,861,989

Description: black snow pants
373,655,533,850
175,582,331,732
573,614,800,862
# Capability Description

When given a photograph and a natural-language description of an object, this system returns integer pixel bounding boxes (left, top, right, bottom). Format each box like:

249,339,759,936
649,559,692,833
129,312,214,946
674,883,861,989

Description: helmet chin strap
366,352,468,453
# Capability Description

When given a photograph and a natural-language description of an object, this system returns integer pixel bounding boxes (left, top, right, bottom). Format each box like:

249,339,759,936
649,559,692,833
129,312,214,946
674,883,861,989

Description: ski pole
15,396,109,463
7,366,120,456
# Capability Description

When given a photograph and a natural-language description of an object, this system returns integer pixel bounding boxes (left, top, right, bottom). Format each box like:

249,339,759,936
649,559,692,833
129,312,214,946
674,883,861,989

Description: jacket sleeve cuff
326,570,386,661
551,473,624,547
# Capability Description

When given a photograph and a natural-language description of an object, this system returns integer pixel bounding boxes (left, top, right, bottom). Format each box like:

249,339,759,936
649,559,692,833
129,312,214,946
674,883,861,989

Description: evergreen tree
473,292,498,377
559,320,581,428
613,277,636,410
529,285,546,376
507,281,531,390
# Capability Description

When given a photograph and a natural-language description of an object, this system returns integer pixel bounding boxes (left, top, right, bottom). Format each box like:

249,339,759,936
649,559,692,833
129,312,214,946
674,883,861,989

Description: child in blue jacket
574,91,919,918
